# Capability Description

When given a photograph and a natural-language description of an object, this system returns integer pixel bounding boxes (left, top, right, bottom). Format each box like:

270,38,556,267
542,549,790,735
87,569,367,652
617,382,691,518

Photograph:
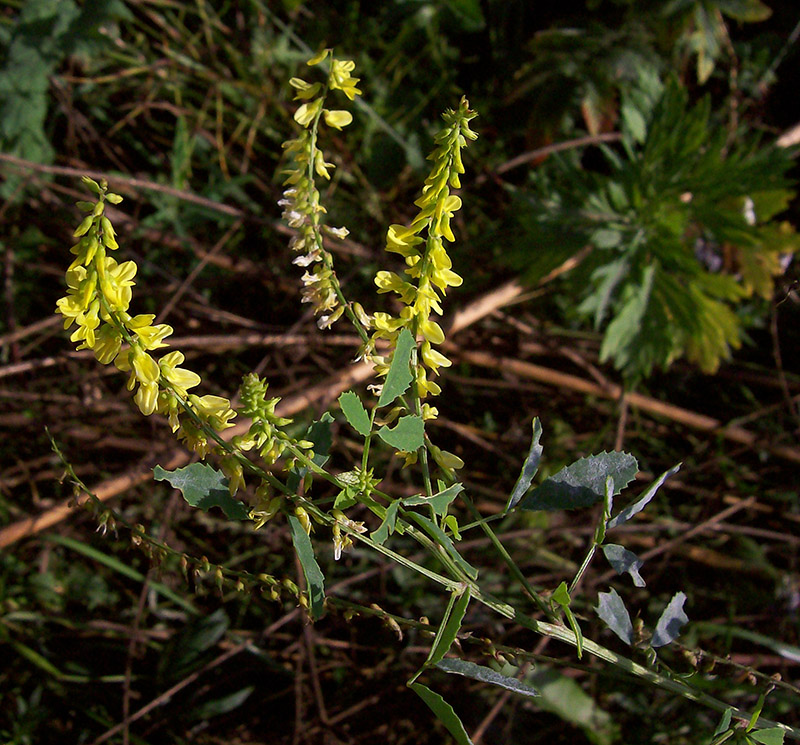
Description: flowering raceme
370,98,478,399
56,177,235,454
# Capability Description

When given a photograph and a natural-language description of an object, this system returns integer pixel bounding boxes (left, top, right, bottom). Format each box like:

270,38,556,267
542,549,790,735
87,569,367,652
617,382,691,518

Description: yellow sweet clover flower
56,177,235,450
279,51,363,333
369,97,477,400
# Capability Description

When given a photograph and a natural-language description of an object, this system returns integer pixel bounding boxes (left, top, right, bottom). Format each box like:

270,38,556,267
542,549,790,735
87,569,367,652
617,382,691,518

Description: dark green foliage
153,463,249,520
505,78,799,379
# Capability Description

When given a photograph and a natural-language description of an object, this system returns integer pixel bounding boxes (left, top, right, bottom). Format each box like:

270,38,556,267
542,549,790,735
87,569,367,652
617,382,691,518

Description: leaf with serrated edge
607,464,680,530
750,728,786,745
602,544,645,587
153,463,248,520
377,415,424,451
403,484,464,517
409,684,474,745
505,417,543,512
378,328,415,407
427,588,470,668
436,659,539,698
652,591,688,647
595,588,634,646
370,500,400,544
288,515,325,620
521,452,638,512
338,391,371,437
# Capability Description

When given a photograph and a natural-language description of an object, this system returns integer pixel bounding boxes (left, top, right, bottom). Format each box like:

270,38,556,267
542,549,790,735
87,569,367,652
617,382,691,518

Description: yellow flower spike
135,322,173,350
329,58,361,99
386,224,424,256
374,271,417,304
93,325,122,364
323,109,353,129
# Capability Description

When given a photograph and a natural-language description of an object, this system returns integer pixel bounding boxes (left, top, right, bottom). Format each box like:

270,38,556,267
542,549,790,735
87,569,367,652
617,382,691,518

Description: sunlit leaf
153,463,248,520
404,484,464,517
338,390,371,437
505,417,543,512
371,500,400,545
377,415,424,451
652,592,688,647
436,658,539,697
378,328,415,407
521,451,638,512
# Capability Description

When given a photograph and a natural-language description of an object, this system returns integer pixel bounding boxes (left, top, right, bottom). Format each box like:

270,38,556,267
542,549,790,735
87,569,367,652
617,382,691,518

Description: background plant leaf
153,463,248,520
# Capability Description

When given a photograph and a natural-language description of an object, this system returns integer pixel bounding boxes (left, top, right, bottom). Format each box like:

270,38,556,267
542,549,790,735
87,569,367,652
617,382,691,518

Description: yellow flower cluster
370,97,478,399
56,177,235,456
279,49,362,331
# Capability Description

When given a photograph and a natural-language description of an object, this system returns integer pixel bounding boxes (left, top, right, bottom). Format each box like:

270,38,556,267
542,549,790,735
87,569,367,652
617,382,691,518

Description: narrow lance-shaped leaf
521,452,638,512
426,587,471,669
602,544,646,587
403,484,464,517
505,417,543,513
595,588,634,646
409,513,478,580
607,464,681,530
288,515,325,620
153,463,248,520
409,683,474,745
338,391,371,437
377,415,424,451
378,328,415,407
651,591,688,648
436,658,539,698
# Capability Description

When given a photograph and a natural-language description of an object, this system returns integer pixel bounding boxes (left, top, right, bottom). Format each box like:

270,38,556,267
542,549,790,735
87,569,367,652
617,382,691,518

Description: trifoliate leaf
652,592,688,647
338,391,371,437
595,588,634,646
505,417,543,513
521,452,638,512
288,515,325,620
153,463,248,520
403,484,464,517
436,659,539,698
378,328,415,407
602,544,645,587
377,415,424,451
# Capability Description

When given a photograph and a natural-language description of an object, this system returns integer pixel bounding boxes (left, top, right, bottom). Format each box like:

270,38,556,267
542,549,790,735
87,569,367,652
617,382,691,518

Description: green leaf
288,515,325,620
378,328,415,407
408,513,478,580
718,0,772,22
377,415,424,451
713,708,734,737
595,588,634,646
436,659,539,698
409,683,474,745
153,463,248,520
552,581,571,608
188,686,254,722
338,391,371,437
602,544,645,587
607,464,680,530
403,484,464,517
505,417,543,512
426,587,471,669
287,413,334,492
158,609,229,682
529,668,617,745
371,500,400,544
652,592,688,648
750,729,785,745
521,452,638,512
